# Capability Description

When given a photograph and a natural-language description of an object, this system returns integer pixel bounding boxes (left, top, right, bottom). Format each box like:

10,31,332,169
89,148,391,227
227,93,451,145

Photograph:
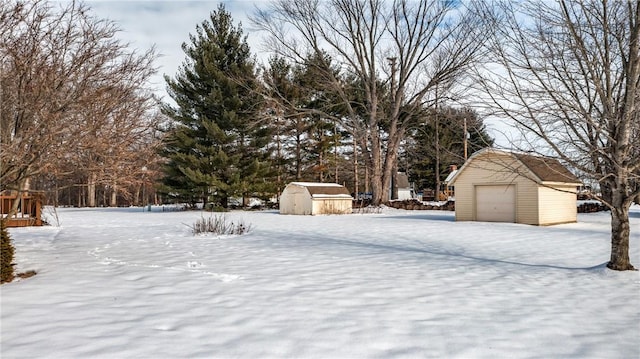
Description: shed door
290,189,308,214
475,185,516,222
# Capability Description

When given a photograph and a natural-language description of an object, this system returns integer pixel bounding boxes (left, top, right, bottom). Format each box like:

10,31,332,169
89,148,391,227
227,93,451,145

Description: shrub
1,219,15,283
188,214,252,236
204,203,228,212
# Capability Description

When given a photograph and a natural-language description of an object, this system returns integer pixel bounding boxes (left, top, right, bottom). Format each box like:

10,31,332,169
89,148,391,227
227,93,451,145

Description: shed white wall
279,184,313,215
311,198,353,215
280,183,353,215
397,189,412,201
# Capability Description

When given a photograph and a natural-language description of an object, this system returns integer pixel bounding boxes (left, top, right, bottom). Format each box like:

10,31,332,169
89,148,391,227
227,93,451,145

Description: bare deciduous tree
0,0,157,210
480,0,639,270
253,0,490,205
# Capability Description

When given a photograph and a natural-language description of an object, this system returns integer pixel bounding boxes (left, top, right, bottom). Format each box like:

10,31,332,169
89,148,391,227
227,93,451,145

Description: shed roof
289,182,351,196
448,149,582,185
395,172,410,189
444,170,458,184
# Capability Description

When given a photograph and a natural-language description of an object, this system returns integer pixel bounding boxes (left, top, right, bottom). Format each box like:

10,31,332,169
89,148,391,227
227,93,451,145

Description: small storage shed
280,182,353,215
394,172,413,200
448,149,581,225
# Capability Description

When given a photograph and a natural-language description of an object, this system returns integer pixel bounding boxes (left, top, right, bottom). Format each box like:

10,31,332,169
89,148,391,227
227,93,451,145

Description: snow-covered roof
444,170,458,184
290,182,344,187
311,194,353,199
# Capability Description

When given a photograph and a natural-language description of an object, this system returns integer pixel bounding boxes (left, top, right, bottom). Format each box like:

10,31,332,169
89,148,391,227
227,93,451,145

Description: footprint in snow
187,261,204,268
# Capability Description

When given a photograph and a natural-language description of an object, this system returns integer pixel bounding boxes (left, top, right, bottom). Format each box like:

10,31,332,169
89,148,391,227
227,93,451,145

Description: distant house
279,182,353,215
448,149,581,225
442,165,459,200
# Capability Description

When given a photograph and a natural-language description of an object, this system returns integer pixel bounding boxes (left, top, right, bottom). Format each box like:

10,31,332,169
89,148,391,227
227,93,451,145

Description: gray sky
83,1,268,101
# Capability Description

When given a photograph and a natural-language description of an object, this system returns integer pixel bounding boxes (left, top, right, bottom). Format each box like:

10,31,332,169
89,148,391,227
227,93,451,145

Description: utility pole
334,120,338,183
463,117,468,161
388,57,398,200
353,140,358,199
434,86,440,201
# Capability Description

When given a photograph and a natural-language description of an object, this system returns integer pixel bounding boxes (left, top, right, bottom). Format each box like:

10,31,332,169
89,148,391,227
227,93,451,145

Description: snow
311,194,353,199
290,182,344,187
2,206,639,358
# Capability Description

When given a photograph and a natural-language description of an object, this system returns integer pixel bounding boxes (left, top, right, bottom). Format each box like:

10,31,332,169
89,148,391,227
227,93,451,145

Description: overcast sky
82,1,269,101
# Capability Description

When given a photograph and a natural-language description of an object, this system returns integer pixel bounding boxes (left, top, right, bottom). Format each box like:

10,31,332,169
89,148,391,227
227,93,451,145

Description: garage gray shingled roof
514,153,582,184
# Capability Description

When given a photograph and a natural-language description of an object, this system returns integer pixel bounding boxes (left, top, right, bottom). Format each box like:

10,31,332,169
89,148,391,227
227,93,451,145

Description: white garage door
475,185,516,222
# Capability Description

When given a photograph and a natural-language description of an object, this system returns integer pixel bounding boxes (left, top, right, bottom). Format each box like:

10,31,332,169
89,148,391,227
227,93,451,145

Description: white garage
448,149,581,225
279,182,353,215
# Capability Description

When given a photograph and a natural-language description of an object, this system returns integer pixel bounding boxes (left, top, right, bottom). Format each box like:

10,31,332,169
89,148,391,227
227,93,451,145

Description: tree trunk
276,118,283,198
8,178,30,218
220,195,228,209
54,185,59,207
381,128,404,204
353,141,359,198
365,164,369,195
370,134,384,205
87,173,97,207
381,147,398,204
607,187,635,270
391,162,398,200
435,114,441,200
295,132,302,180
110,183,118,207
134,185,141,207
318,151,324,182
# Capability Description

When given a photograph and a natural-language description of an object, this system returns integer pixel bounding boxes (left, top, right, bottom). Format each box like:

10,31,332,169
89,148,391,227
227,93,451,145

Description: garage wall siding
452,150,580,226
453,153,540,224
537,185,578,225
516,179,539,225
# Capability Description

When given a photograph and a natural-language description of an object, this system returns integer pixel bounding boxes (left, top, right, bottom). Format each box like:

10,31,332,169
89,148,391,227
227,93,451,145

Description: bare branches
252,0,490,204
481,0,639,270
0,0,159,205
483,1,634,172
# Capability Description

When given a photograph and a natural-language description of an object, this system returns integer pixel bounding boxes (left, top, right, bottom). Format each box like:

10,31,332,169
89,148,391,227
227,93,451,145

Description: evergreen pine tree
1,220,15,283
406,107,494,192
160,4,271,208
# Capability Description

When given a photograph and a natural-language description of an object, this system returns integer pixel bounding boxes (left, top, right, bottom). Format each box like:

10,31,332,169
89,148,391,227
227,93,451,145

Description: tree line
159,4,494,208
160,2,495,208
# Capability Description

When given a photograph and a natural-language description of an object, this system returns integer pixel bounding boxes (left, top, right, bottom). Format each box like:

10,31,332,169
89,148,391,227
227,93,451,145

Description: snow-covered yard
2,206,639,358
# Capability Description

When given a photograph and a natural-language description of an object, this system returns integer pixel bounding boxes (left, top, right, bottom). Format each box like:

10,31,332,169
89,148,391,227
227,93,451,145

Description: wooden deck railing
0,191,44,227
